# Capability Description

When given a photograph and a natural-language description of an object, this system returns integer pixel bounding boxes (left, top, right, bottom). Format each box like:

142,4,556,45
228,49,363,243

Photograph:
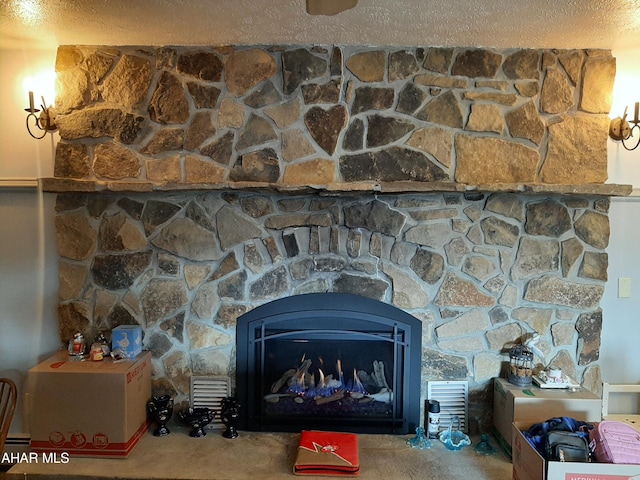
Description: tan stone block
474,352,502,382
55,212,98,261
283,159,335,185
94,289,118,326
405,127,453,167
265,97,301,129
346,51,386,82
225,48,277,97
380,262,429,309
185,155,227,183
282,129,317,162
163,351,192,395
118,218,149,251
414,73,468,89
184,265,211,290
55,46,83,72
455,135,539,184
192,283,219,319
94,142,141,180
580,56,616,113
146,155,182,182
467,104,505,134
218,98,245,129
58,261,89,300
103,54,153,109
462,91,517,105
541,115,608,184
540,68,574,113
436,310,491,338
434,272,495,307
55,68,90,114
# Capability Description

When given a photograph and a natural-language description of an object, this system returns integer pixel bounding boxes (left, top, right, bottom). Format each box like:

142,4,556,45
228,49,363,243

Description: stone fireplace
48,43,630,432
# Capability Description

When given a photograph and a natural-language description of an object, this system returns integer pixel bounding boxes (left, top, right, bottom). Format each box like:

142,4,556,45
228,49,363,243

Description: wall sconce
25,91,56,139
609,102,640,151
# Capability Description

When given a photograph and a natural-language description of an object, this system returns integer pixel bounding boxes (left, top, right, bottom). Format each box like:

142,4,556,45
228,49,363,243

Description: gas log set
266,356,393,404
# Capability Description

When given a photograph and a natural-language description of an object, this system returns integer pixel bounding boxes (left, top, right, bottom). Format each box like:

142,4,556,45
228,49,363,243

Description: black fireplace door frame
236,293,422,434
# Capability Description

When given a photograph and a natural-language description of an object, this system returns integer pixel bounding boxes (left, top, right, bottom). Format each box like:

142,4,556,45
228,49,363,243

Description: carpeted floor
3,428,512,479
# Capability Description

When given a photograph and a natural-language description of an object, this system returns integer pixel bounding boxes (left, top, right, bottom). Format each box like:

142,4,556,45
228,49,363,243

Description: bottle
427,399,440,439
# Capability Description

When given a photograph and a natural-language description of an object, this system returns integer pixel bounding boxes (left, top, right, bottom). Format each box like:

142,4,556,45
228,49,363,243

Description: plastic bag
439,415,471,451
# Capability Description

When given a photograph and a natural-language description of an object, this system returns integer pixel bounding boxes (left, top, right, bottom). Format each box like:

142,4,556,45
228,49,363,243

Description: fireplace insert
236,293,422,434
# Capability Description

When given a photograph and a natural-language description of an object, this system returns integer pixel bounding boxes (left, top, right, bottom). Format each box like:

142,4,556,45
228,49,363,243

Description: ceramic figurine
179,407,214,437
68,331,86,356
220,397,240,439
148,395,173,437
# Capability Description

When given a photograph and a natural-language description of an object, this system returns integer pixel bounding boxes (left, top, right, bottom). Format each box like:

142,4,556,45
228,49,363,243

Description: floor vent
427,380,469,433
190,376,230,429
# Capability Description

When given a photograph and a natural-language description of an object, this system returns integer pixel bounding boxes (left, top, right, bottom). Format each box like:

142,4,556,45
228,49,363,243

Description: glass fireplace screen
236,293,422,434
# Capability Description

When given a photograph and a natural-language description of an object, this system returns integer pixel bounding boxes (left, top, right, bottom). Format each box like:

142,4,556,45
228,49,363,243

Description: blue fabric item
522,416,592,457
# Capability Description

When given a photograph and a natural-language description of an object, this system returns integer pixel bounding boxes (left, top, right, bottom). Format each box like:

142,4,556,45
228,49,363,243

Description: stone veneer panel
50,44,617,431
55,191,609,430
53,45,615,188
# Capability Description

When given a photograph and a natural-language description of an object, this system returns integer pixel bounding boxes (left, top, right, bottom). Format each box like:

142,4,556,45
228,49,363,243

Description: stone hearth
48,44,627,431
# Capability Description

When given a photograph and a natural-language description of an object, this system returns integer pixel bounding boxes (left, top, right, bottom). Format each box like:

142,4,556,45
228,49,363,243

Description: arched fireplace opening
236,293,422,434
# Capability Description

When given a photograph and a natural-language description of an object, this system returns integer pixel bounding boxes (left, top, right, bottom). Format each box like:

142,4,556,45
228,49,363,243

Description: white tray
532,373,580,389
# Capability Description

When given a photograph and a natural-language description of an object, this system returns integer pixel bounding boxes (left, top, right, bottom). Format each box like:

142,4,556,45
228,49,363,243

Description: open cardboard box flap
512,421,640,480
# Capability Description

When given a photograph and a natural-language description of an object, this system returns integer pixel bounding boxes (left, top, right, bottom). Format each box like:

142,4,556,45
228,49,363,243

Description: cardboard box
111,325,143,358
29,351,151,458
512,421,640,480
494,378,601,456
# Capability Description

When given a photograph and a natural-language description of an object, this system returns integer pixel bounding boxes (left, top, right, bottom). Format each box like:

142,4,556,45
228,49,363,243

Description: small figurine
110,348,127,363
407,426,432,449
219,397,240,439
90,343,104,361
95,332,111,356
68,331,85,357
148,395,173,437
179,407,213,438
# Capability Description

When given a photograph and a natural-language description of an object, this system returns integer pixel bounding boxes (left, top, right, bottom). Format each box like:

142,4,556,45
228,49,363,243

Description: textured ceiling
1,0,640,51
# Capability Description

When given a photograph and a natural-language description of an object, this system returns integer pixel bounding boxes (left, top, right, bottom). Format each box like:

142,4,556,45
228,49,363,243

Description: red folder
294,430,360,476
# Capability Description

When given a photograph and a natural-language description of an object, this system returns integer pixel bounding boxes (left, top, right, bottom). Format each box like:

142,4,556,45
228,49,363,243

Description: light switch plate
618,277,632,298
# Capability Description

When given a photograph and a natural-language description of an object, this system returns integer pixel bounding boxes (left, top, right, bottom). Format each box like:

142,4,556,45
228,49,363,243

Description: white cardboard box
512,421,640,480
494,378,601,455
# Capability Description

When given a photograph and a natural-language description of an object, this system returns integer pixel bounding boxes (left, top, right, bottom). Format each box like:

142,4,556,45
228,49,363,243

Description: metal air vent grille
427,380,469,433
190,376,230,429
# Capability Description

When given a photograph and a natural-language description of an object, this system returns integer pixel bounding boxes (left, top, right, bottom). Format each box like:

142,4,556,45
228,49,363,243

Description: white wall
0,48,60,435
0,46,638,438
601,47,640,399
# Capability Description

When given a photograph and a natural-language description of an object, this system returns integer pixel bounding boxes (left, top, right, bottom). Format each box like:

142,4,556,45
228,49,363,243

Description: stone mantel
40,177,632,197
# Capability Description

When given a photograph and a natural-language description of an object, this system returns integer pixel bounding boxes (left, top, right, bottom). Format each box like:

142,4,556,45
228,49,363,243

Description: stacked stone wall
51,44,617,430
56,191,609,430
53,45,615,188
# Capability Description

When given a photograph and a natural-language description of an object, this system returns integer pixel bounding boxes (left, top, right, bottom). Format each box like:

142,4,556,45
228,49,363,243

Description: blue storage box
111,325,143,358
